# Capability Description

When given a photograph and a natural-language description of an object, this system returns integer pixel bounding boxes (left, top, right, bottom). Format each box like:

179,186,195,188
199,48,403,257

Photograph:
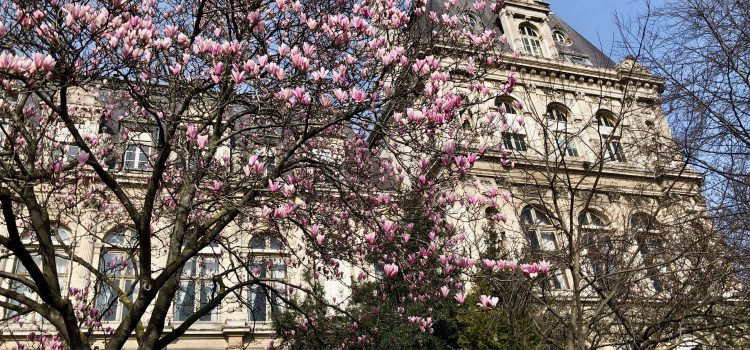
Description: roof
547,12,616,69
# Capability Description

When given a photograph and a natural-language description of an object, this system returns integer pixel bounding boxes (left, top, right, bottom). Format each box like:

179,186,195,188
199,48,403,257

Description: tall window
174,250,220,322
96,229,138,322
5,226,71,319
631,213,666,292
497,98,527,152
597,111,626,162
521,206,567,289
247,235,287,322
580,211,615,276
519,24,544,57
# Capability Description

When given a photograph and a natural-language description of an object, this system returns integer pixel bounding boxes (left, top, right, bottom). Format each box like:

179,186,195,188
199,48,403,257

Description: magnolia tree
0,0,552,349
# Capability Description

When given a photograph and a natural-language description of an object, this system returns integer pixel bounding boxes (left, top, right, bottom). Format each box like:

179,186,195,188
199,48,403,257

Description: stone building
0,1,721,349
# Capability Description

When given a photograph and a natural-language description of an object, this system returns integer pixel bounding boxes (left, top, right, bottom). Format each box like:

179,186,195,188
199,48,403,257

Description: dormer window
519,24,544,57
561,54,592,66
552,29,569,45
463,13,484,34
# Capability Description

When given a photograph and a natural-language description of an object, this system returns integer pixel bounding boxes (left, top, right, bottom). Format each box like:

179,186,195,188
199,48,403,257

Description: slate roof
547,12,616,69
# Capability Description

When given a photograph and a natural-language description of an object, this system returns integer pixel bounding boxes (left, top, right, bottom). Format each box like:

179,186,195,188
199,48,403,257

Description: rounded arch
519,22,541,37
578,209,608,229
595,109,618,128
21,222,72,245
495,96,523,115
103,227,137,248
520,205,552,226
552,28,571,45
547,103,570,122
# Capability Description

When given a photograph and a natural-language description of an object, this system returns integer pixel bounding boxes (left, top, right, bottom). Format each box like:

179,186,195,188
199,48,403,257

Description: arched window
96,229,138,321
631,213,666,292
552,29,569,45
247,233,287,322
6,225,71,319
173,239,221,322
580,210,615,276
596,110,626,162
496,98,527,152
519,24,544,57
547,104,578,157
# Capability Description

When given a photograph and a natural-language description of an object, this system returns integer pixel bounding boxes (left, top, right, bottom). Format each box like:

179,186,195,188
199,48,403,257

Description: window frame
123,143,152,171
5,229,71,320
519,24,544,57
552,30,569,45
173,254,221,322
604,137,626,162
247,234,288,323
579,211,616,277
96,229,139,322
631,214,668,292
554,132,579,157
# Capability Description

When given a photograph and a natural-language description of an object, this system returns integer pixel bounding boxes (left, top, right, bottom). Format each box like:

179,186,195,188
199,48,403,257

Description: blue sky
549,0,664,61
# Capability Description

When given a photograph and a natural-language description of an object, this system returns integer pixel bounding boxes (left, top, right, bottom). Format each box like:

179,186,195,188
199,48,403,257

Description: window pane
96,281,119,321
67,146,80,161
248,286,267,321
55,257,69,274
527,230,540,250
137,145,150,169
271,262,287,279
249,261,267,278
182,258,197,277
540,231,557,251
199,282,217,321
200,257,219,277
174,281,196,321
249,237,265,250
269,236,283,250
125,145,137,169
15,254,42,275
534,208,551,225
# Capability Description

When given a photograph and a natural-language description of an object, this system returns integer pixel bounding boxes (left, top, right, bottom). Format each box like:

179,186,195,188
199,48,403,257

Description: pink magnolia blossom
210,180,223,195
440,286,450,298
196,134,209,149
76,151,89,165
383,263,398,278
454,292,467,305
477,295,499,309
364,232,377,245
